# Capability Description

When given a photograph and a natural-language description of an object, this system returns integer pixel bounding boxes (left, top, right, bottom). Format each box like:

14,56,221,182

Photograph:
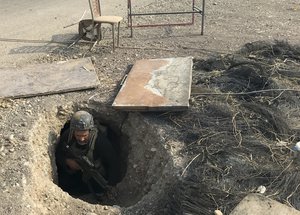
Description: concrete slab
112,57,193,111
230,194,300,215
0,58,99,98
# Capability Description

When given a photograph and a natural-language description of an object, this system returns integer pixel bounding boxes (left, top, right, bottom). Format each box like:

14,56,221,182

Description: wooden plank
112,57,193,111
0,58,99,98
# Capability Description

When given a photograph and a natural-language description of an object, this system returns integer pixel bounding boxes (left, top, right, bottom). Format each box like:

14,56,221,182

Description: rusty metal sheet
113,57,193,111
0,58,99,98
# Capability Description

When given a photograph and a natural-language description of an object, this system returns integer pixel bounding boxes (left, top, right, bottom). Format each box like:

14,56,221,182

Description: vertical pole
112,24,115,52
99,23,102,40
128,0,133,37
192,0,195,25
98,0,101,16
127,0,130,26
201,0,205,35
117,22,120,47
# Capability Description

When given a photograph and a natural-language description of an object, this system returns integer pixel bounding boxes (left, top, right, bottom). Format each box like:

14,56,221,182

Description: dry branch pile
157,41,300,214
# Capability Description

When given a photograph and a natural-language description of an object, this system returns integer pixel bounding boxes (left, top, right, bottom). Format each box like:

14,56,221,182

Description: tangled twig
181,153,201,177
232,111,242,146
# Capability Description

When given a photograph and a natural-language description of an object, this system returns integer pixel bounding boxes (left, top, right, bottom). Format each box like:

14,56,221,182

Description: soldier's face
74,130,90,145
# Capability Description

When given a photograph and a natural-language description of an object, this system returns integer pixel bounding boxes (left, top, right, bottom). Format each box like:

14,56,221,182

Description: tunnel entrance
51,105,173,207
55,116,128,205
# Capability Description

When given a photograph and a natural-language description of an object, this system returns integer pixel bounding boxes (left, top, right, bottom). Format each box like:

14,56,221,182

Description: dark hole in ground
55,116,128,205
53,108,171,210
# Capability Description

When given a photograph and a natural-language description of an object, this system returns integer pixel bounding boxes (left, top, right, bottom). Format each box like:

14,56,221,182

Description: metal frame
127,0,205,37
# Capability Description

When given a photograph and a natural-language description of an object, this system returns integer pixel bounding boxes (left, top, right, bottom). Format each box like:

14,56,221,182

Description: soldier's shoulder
58,128,71,145
94,121,108,136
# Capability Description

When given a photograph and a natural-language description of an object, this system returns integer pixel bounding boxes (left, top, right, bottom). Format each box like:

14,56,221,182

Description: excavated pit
21,41,300,214
26,102,180,213
55,118,128,204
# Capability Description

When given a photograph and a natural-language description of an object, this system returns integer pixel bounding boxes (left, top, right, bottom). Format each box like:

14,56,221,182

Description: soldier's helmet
70,110,94,130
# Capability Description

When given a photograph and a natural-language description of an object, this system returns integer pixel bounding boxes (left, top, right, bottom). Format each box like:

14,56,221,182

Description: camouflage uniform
55,111,120,195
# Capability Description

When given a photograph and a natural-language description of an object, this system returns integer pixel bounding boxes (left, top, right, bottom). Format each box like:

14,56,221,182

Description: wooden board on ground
0,58,99,98
112,57,193,111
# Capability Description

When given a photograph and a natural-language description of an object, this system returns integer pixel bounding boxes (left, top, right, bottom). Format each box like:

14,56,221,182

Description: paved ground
0,0,126,66
1,0,300,68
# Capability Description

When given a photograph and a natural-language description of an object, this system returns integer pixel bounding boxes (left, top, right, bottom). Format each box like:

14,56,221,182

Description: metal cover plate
0,58,99,98
112,57,193,111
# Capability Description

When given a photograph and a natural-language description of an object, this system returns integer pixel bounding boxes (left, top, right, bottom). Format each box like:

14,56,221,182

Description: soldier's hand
65,158,81,171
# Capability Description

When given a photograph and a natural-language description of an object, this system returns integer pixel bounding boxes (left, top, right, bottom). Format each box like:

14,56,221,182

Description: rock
103,206,109,210
230,194,300,215
57,105,69,116
256,185,266,194
150,148,157,152
26,110,32,115
214,209,223,215
0,102,12,108
8,134,14,143
91,56,96,64
22,175,27,185
20,135,29,141
78,103,88,109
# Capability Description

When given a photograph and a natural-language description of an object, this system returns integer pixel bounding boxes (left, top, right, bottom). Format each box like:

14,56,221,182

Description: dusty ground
1,0,300,214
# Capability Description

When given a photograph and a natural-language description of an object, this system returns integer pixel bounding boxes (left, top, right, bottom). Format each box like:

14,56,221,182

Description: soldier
55,110,120,197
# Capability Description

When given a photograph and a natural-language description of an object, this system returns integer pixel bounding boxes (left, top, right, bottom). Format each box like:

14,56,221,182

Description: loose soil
1,0,300,215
